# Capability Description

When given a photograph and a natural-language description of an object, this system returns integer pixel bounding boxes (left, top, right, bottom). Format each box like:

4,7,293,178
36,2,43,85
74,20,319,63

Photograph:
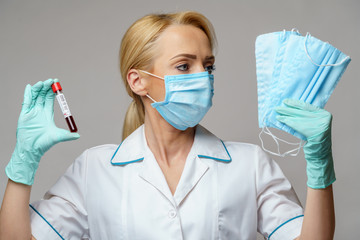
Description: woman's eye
205,64,216,74
176,64,189,72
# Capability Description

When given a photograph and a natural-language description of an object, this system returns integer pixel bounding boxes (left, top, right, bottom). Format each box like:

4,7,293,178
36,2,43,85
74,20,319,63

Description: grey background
0,0,359,239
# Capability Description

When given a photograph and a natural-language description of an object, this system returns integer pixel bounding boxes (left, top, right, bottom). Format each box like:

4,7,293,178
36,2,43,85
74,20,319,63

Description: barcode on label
56,93,72,118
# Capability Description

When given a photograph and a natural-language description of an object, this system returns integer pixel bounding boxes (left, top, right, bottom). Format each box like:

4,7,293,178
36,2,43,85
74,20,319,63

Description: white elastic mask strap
291,28,300,34
146,94,157,103
304,33,350,67
259,127,305,157
282,28,300,40
259,116,305,157
139,70,163,103
139,70,164,80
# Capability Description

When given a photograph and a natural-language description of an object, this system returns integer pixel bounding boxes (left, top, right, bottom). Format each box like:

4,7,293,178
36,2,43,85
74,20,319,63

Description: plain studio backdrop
0,0,359,239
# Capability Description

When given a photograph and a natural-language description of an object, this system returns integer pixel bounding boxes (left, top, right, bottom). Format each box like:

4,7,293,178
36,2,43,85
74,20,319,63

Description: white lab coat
30,125,303,240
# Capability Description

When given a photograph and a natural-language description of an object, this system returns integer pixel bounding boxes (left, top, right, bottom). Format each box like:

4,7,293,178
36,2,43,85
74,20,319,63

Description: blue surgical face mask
256,29,351,156
140,70,214,131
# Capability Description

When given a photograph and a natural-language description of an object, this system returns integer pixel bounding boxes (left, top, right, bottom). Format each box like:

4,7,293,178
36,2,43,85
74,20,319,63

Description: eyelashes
176,64,189,72
205,65,216,74
176,64,216,74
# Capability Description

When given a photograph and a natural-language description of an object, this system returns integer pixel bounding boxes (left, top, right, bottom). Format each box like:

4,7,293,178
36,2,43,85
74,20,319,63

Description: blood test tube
51,79,78,132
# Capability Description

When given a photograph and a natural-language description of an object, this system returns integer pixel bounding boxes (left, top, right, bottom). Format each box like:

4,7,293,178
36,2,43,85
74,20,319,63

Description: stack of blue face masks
256,29,351,156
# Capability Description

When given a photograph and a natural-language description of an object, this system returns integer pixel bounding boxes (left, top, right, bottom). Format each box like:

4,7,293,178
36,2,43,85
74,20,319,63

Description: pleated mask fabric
255,29,351,155
141,70,214,131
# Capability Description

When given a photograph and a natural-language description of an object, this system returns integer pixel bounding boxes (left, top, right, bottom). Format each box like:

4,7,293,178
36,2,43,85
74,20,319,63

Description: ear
127,69,148,96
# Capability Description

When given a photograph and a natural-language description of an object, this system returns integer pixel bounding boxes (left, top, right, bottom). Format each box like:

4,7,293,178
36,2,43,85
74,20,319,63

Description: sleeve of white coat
255,146,304,240
29,150,90,240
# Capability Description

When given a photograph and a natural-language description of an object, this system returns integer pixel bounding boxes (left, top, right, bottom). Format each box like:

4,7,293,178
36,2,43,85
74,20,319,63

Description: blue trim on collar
111,157,144,166
198,140,232,163
110,142,122,161
268,214,304,239
111,134,231,165
29,204,65,240
110,141,144,166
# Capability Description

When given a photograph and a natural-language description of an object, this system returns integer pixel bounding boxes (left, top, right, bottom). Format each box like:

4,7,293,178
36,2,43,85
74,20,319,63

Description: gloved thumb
56,128,80,143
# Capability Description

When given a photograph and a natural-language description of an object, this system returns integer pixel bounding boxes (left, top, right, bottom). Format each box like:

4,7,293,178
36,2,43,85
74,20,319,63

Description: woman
0,11,335,239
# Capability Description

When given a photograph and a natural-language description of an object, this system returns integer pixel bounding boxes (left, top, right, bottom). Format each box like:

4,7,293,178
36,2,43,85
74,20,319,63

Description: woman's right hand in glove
5,79,80,185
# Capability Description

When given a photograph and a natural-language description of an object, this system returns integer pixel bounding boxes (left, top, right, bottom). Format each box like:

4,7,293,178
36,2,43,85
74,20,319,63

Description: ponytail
122,96,145,140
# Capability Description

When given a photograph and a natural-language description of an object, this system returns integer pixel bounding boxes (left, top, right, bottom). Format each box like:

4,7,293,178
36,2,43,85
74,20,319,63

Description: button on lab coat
30,125,304,240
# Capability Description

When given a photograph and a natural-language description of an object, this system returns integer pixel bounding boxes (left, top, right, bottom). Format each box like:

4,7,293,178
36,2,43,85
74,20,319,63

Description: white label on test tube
56,93,72,118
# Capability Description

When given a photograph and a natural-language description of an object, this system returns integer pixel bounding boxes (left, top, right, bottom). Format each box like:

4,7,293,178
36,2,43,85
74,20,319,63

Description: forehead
155,24,212,59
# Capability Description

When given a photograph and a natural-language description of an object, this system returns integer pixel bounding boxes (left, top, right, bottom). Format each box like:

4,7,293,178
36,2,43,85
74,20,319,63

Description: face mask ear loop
261,126,303,157
291,28,300,34
146,94,157,103
139,70,165,80
260,125,282,156
140,70,163,103
304,33,350,67
259,114,304,157
282,29,286,39
259,111,284,157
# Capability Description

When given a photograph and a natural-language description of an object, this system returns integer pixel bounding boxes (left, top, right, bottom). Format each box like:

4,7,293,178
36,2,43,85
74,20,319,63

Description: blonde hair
120,11,217,140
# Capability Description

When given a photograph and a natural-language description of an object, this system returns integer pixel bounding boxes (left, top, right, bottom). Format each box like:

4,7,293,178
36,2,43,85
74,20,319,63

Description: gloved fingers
44,86,55,115
276,115,307,134
276,114,327,139
276,104,332,123
283,98,320,112
55,128,80,143
21,84,33,112
275,105,314,118
30,81,44,108
36,79,54,107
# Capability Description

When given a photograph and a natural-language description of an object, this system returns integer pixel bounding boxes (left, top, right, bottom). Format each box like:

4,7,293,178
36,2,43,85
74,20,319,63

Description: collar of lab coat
110,124,232,165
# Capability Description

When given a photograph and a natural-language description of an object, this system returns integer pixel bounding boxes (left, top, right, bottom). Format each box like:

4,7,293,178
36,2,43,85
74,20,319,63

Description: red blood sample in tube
51,79,78,132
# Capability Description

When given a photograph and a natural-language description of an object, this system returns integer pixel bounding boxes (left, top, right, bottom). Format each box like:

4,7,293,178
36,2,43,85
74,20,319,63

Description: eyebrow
170,53,215,61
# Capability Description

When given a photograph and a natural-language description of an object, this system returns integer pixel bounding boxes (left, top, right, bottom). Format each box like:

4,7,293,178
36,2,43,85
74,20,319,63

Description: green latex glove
6,79,80,185
275,98,335,189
